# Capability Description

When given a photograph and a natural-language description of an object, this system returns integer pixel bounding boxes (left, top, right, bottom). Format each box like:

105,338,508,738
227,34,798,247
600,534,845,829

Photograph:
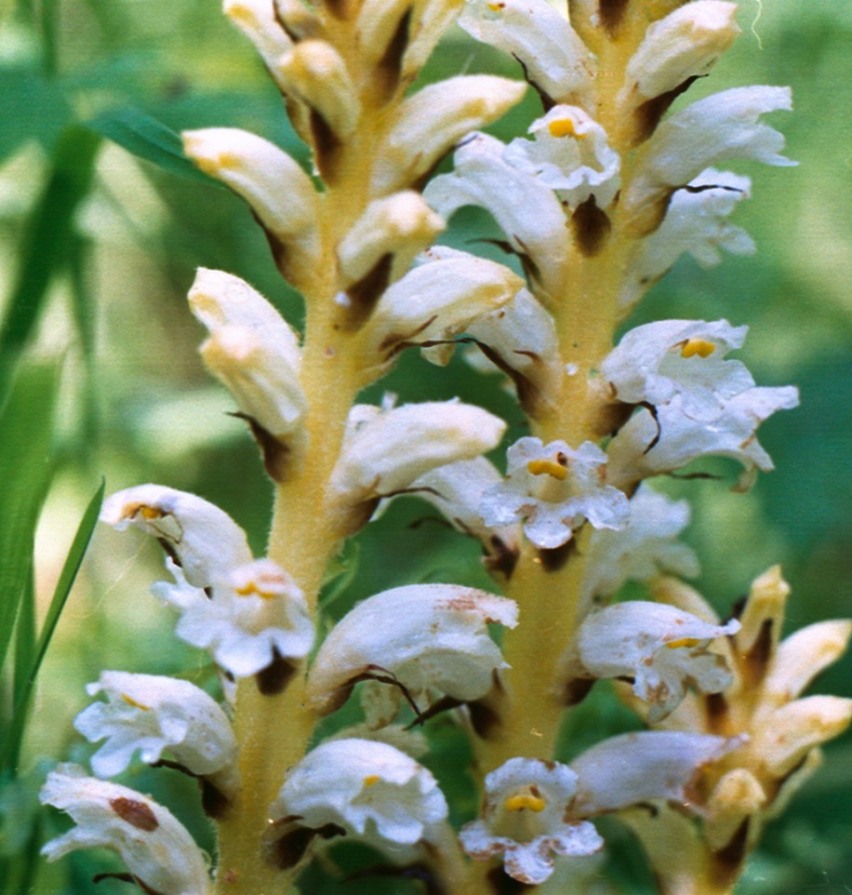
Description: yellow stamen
138,505,164,521
487,1,505,10
527,458,568,481
504,794,547,812
680,338,716,359
362,775,381,787
234,581,277,600
547,118,577,138
666,637,701,649
121,693,151,711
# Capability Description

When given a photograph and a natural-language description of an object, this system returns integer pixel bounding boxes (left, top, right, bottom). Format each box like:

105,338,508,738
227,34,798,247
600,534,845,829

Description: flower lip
480,437,629,550
460,757,603,885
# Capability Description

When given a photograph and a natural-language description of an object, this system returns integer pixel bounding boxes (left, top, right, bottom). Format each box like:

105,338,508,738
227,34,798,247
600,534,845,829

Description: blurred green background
0,0,850,892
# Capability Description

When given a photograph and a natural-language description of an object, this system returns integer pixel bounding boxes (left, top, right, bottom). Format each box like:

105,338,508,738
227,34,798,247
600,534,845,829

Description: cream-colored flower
372,75,527,195
306,583,517,717
100,485,252,589
458,0,595,105
269,739,448,863
75,672,237,792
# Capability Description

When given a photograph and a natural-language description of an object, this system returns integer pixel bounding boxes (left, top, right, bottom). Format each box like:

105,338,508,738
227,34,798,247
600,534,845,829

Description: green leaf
0,365,58,684
0,126,100,404
1,480,105,773
85,106,220,185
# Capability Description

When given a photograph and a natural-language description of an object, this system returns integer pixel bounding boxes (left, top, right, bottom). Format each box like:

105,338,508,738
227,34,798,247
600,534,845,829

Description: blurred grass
0,0,849,892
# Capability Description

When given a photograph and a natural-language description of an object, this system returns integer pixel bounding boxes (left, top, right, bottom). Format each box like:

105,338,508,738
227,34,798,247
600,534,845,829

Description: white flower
607,386,800,490
100,485,252,589
481,438,629,550
276,40,361,140
40,764,211,895
356,252,524,377
620,2,740,109
424,132,569,300
306,583,518,716
188,268,306,450
565,601,739,722
152,558,313,679
337,191,446,292
460,757,603,885
569,731,740,816
224,0,293,73
581,488,699,603
601,318,755,421
457,0,595,105
270,739,448,857
182,128,319,253
623,86,794,234
74,672,237,790
504,105,621,210
372,75,527,195
620,169,755,312
329,400,506,519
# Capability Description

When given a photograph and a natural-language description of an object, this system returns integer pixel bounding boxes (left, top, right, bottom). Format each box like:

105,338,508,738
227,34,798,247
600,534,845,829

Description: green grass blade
85,106,221,185
0,127,100,405
0,365,58,683
1,481,105,773
12,568,36,712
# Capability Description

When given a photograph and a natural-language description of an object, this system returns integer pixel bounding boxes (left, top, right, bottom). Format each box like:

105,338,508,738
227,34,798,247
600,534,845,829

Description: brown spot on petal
110,797,158,832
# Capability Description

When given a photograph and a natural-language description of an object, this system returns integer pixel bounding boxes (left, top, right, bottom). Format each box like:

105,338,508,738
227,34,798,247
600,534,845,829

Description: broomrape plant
36,0,850,893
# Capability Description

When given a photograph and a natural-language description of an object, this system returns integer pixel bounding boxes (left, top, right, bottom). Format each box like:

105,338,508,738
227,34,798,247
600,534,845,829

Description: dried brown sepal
631,76,700,146
229,411,292,482
256,649,298,695
571,196,612,257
